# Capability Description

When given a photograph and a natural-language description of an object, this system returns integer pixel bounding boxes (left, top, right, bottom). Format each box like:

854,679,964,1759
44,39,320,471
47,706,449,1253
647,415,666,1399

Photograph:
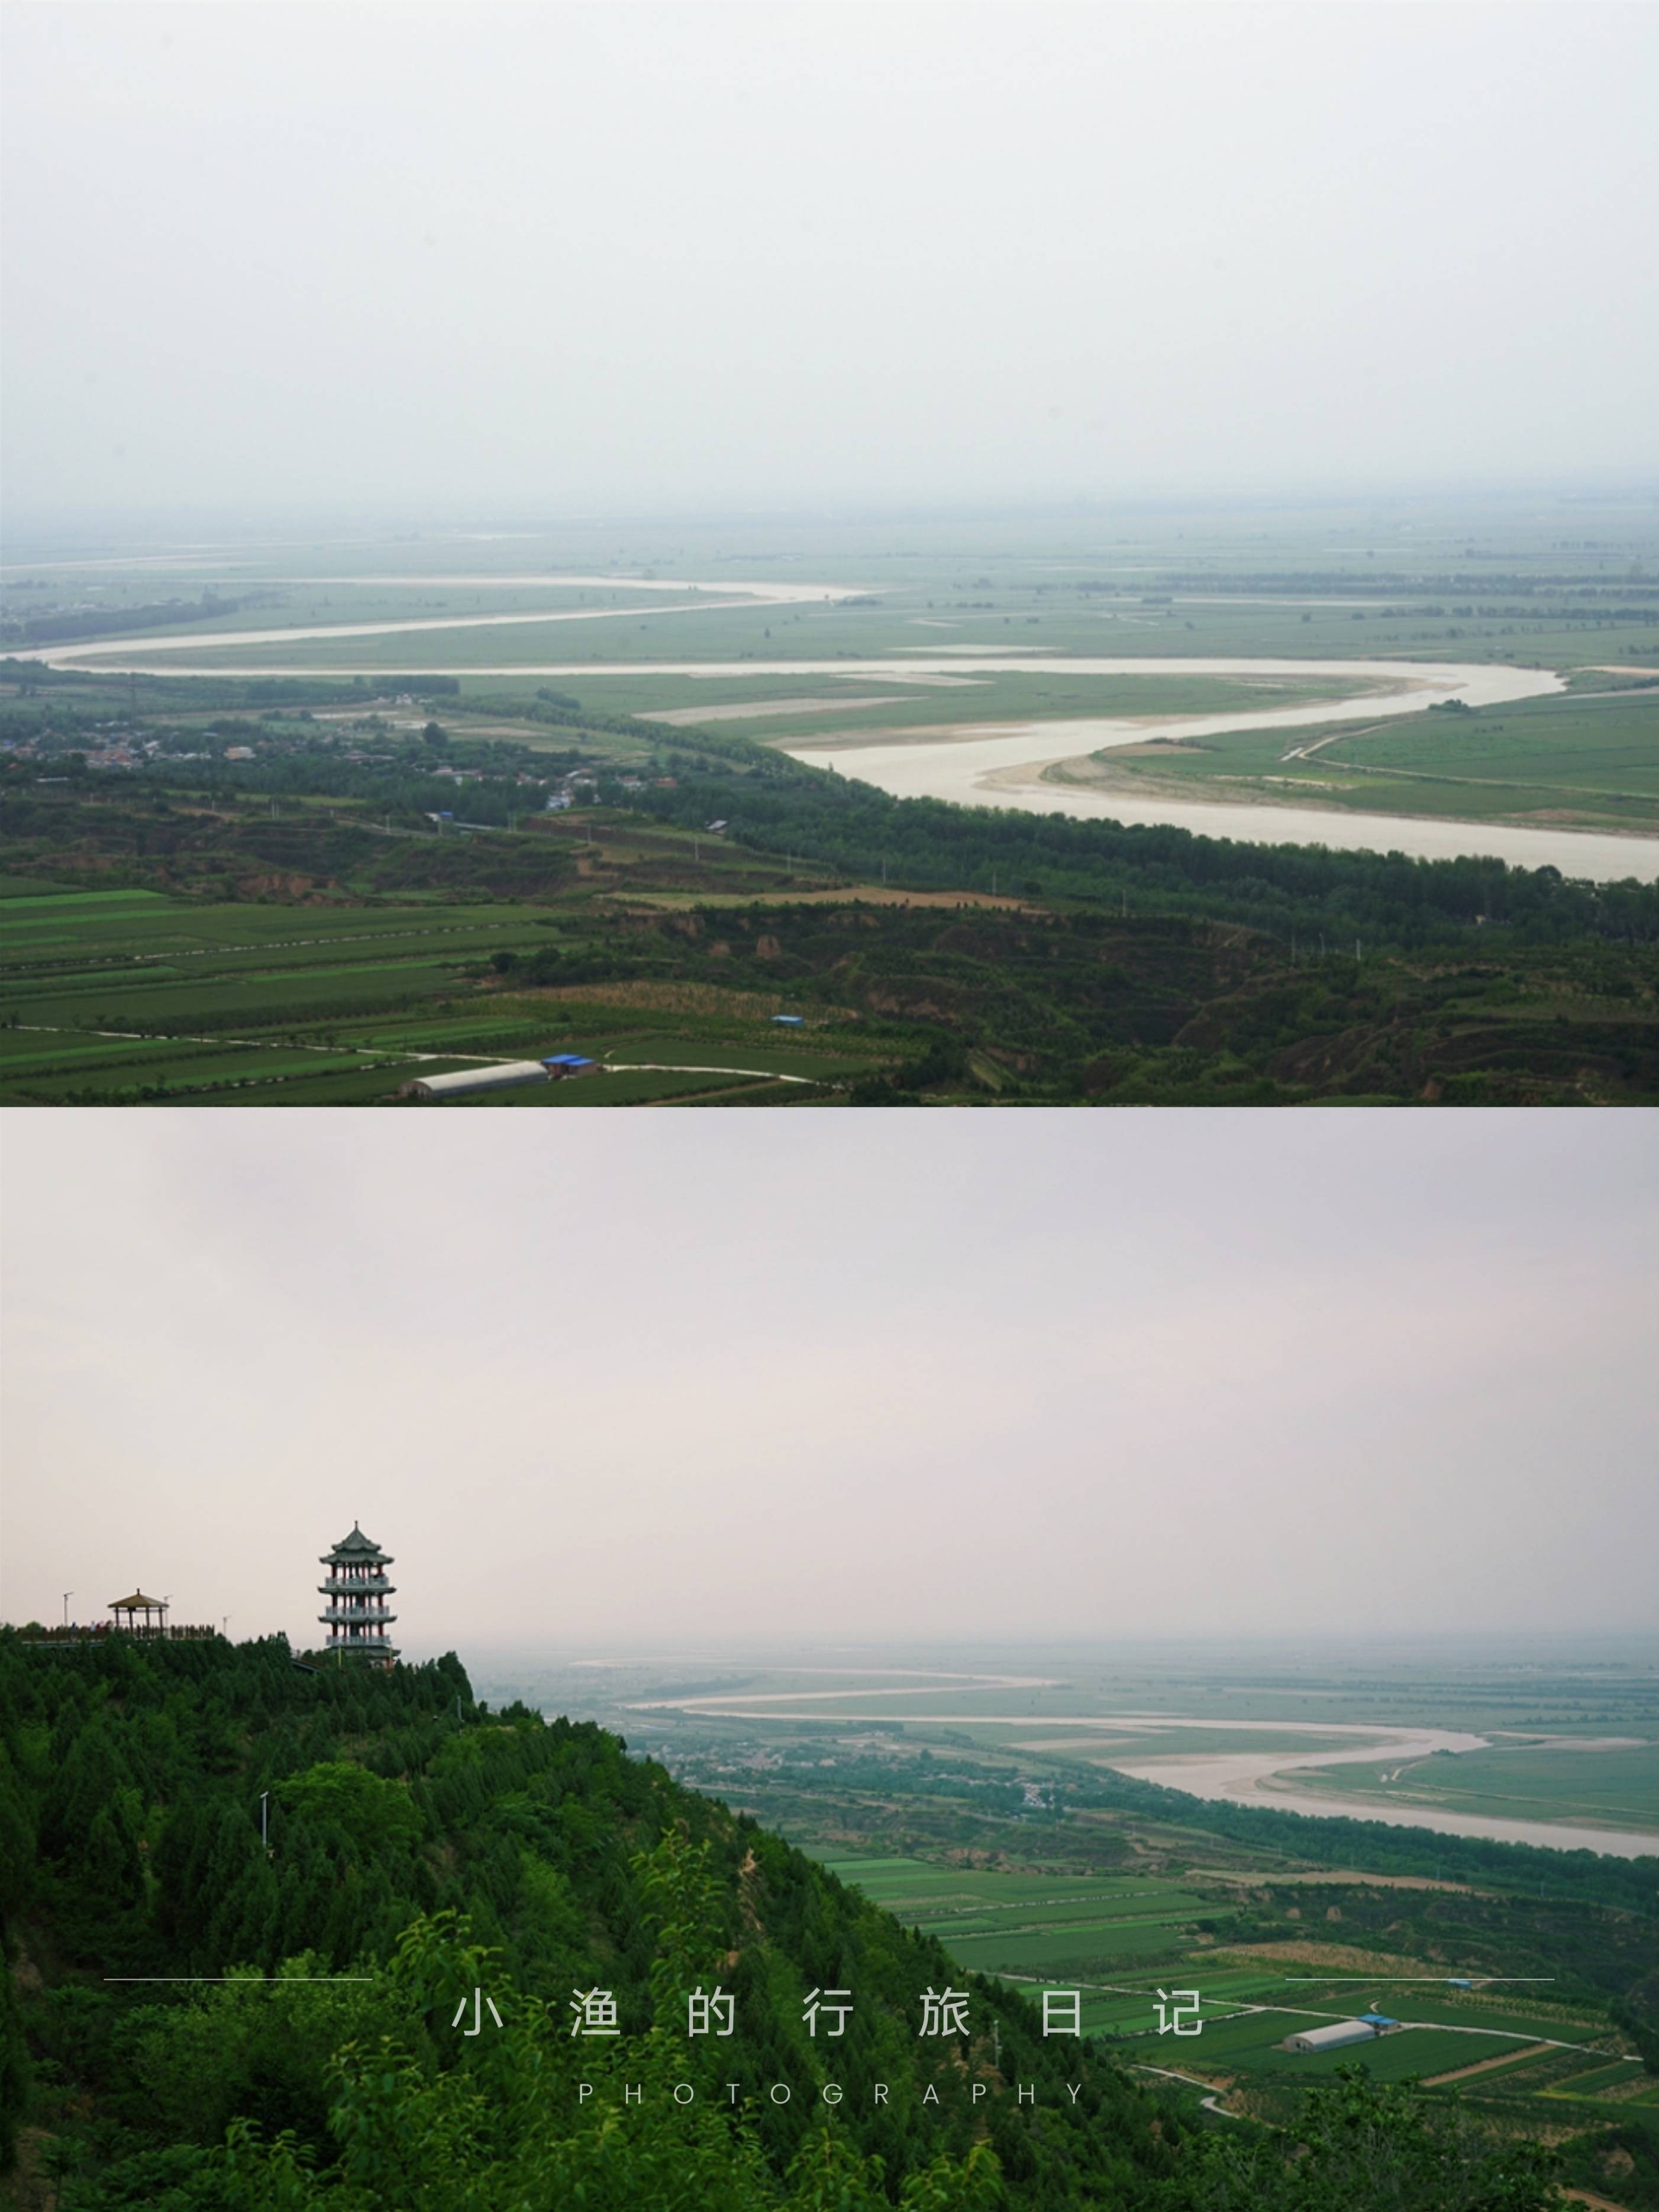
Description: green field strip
1254,1988,1608,2043
912,1898,1224,1937
9,962,464,1026
24,951,482,990
0,1030,218,1068
7,1050,388,1101
1544,2058,1648,2098
0,1036,370,1084
192,1063,424,1104
0,886,173,911
1281,2030,1531,2083
886,1882,1198,1913
527,1068,771,1105
825,1859,1177,1896
935,1924,1213,1971
603,1039,868,1079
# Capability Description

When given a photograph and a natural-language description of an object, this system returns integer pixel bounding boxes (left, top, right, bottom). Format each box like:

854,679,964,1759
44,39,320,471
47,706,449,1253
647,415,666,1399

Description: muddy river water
770,654,1658,883
33,618,1658,879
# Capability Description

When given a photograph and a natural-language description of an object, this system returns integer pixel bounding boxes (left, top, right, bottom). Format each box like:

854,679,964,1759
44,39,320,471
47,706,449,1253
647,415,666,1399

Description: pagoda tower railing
317,1523,399,1665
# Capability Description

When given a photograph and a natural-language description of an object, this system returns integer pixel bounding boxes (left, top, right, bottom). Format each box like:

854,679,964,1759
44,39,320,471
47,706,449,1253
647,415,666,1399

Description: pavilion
108,1591,169,1637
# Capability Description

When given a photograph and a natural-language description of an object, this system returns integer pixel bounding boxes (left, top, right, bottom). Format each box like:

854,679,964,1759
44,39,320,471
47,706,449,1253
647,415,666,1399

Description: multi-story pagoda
318,1522,399,1666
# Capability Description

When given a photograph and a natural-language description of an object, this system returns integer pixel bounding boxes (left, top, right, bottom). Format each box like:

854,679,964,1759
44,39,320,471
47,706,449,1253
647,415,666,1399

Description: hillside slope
0,1632,1566,2210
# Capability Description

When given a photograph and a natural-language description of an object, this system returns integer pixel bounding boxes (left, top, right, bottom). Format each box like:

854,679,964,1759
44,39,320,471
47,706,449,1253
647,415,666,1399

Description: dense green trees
0,1634,1167,2206
0,1631,1579,2208
617,749,1659,949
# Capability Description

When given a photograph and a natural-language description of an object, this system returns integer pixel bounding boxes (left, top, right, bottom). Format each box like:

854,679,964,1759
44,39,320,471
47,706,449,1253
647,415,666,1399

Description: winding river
627,1692,1659,1859
25,607,1659,879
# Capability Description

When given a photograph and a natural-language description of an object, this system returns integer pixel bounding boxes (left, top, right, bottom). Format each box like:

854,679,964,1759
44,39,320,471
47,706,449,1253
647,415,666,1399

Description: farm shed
402,1061,548,1101
1286,2020,1386,2054
543,1053,599,1079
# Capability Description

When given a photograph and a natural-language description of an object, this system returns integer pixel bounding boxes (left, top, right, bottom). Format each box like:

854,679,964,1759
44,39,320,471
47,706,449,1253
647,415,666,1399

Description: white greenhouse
402,1061,549,1102
1286,2020,1386,2055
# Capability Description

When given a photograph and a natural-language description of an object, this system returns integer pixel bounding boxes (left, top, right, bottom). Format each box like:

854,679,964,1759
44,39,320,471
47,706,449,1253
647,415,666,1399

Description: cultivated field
818,1853,1647,2117
1051,688,1659,836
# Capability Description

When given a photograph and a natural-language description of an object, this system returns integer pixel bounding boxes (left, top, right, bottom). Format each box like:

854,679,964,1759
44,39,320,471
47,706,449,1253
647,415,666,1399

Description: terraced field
819,1857,1235,2026
821,1855,1646,2116
0,884,878,1105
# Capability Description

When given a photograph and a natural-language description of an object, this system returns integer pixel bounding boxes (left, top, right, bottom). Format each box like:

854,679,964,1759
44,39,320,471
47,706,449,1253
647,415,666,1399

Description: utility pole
260,1792,269,1850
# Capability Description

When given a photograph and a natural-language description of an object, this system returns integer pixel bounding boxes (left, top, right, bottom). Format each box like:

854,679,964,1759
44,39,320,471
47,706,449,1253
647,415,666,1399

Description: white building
402,1061,548,1102
1286,2020,1386,2055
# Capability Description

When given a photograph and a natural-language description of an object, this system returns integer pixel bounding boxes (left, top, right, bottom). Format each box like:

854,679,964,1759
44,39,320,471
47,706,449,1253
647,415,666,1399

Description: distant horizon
4,1116,1653,1647
6,478,1659,554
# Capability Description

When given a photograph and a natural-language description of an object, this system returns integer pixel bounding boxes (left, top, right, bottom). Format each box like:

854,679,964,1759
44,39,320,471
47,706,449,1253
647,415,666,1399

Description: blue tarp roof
1358,2014,1398,2027
543,1053,595,1068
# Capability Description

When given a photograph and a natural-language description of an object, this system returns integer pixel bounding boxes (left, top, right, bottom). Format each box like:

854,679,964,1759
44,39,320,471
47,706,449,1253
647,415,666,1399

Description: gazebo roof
322,1521,391,1562
109,1591,166,1611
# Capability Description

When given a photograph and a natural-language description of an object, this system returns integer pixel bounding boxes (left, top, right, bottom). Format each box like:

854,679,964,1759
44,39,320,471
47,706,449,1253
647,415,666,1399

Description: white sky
4,0,1657,521
2,1113,1652,1653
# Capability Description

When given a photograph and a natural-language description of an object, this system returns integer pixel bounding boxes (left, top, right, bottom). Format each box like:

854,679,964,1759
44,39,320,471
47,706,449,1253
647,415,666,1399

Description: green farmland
1053,688,1659,836
818,1854,1640,2110
1292,1739,1659,1834
7,503,1659,1107
0,882,885,1106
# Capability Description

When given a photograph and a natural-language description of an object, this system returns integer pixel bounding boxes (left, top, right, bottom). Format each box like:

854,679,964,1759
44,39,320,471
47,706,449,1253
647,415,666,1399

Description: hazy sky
2,1113,1652,1653
4,1,1657,523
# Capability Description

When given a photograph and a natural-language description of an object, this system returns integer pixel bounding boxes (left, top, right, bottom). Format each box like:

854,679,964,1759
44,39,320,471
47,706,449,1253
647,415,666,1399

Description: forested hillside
0,1632,1566,2209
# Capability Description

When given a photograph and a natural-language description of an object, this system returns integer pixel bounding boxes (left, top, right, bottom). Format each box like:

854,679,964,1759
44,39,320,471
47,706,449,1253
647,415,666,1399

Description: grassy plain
1292,1742,1659,1834
1054,689,1659,835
